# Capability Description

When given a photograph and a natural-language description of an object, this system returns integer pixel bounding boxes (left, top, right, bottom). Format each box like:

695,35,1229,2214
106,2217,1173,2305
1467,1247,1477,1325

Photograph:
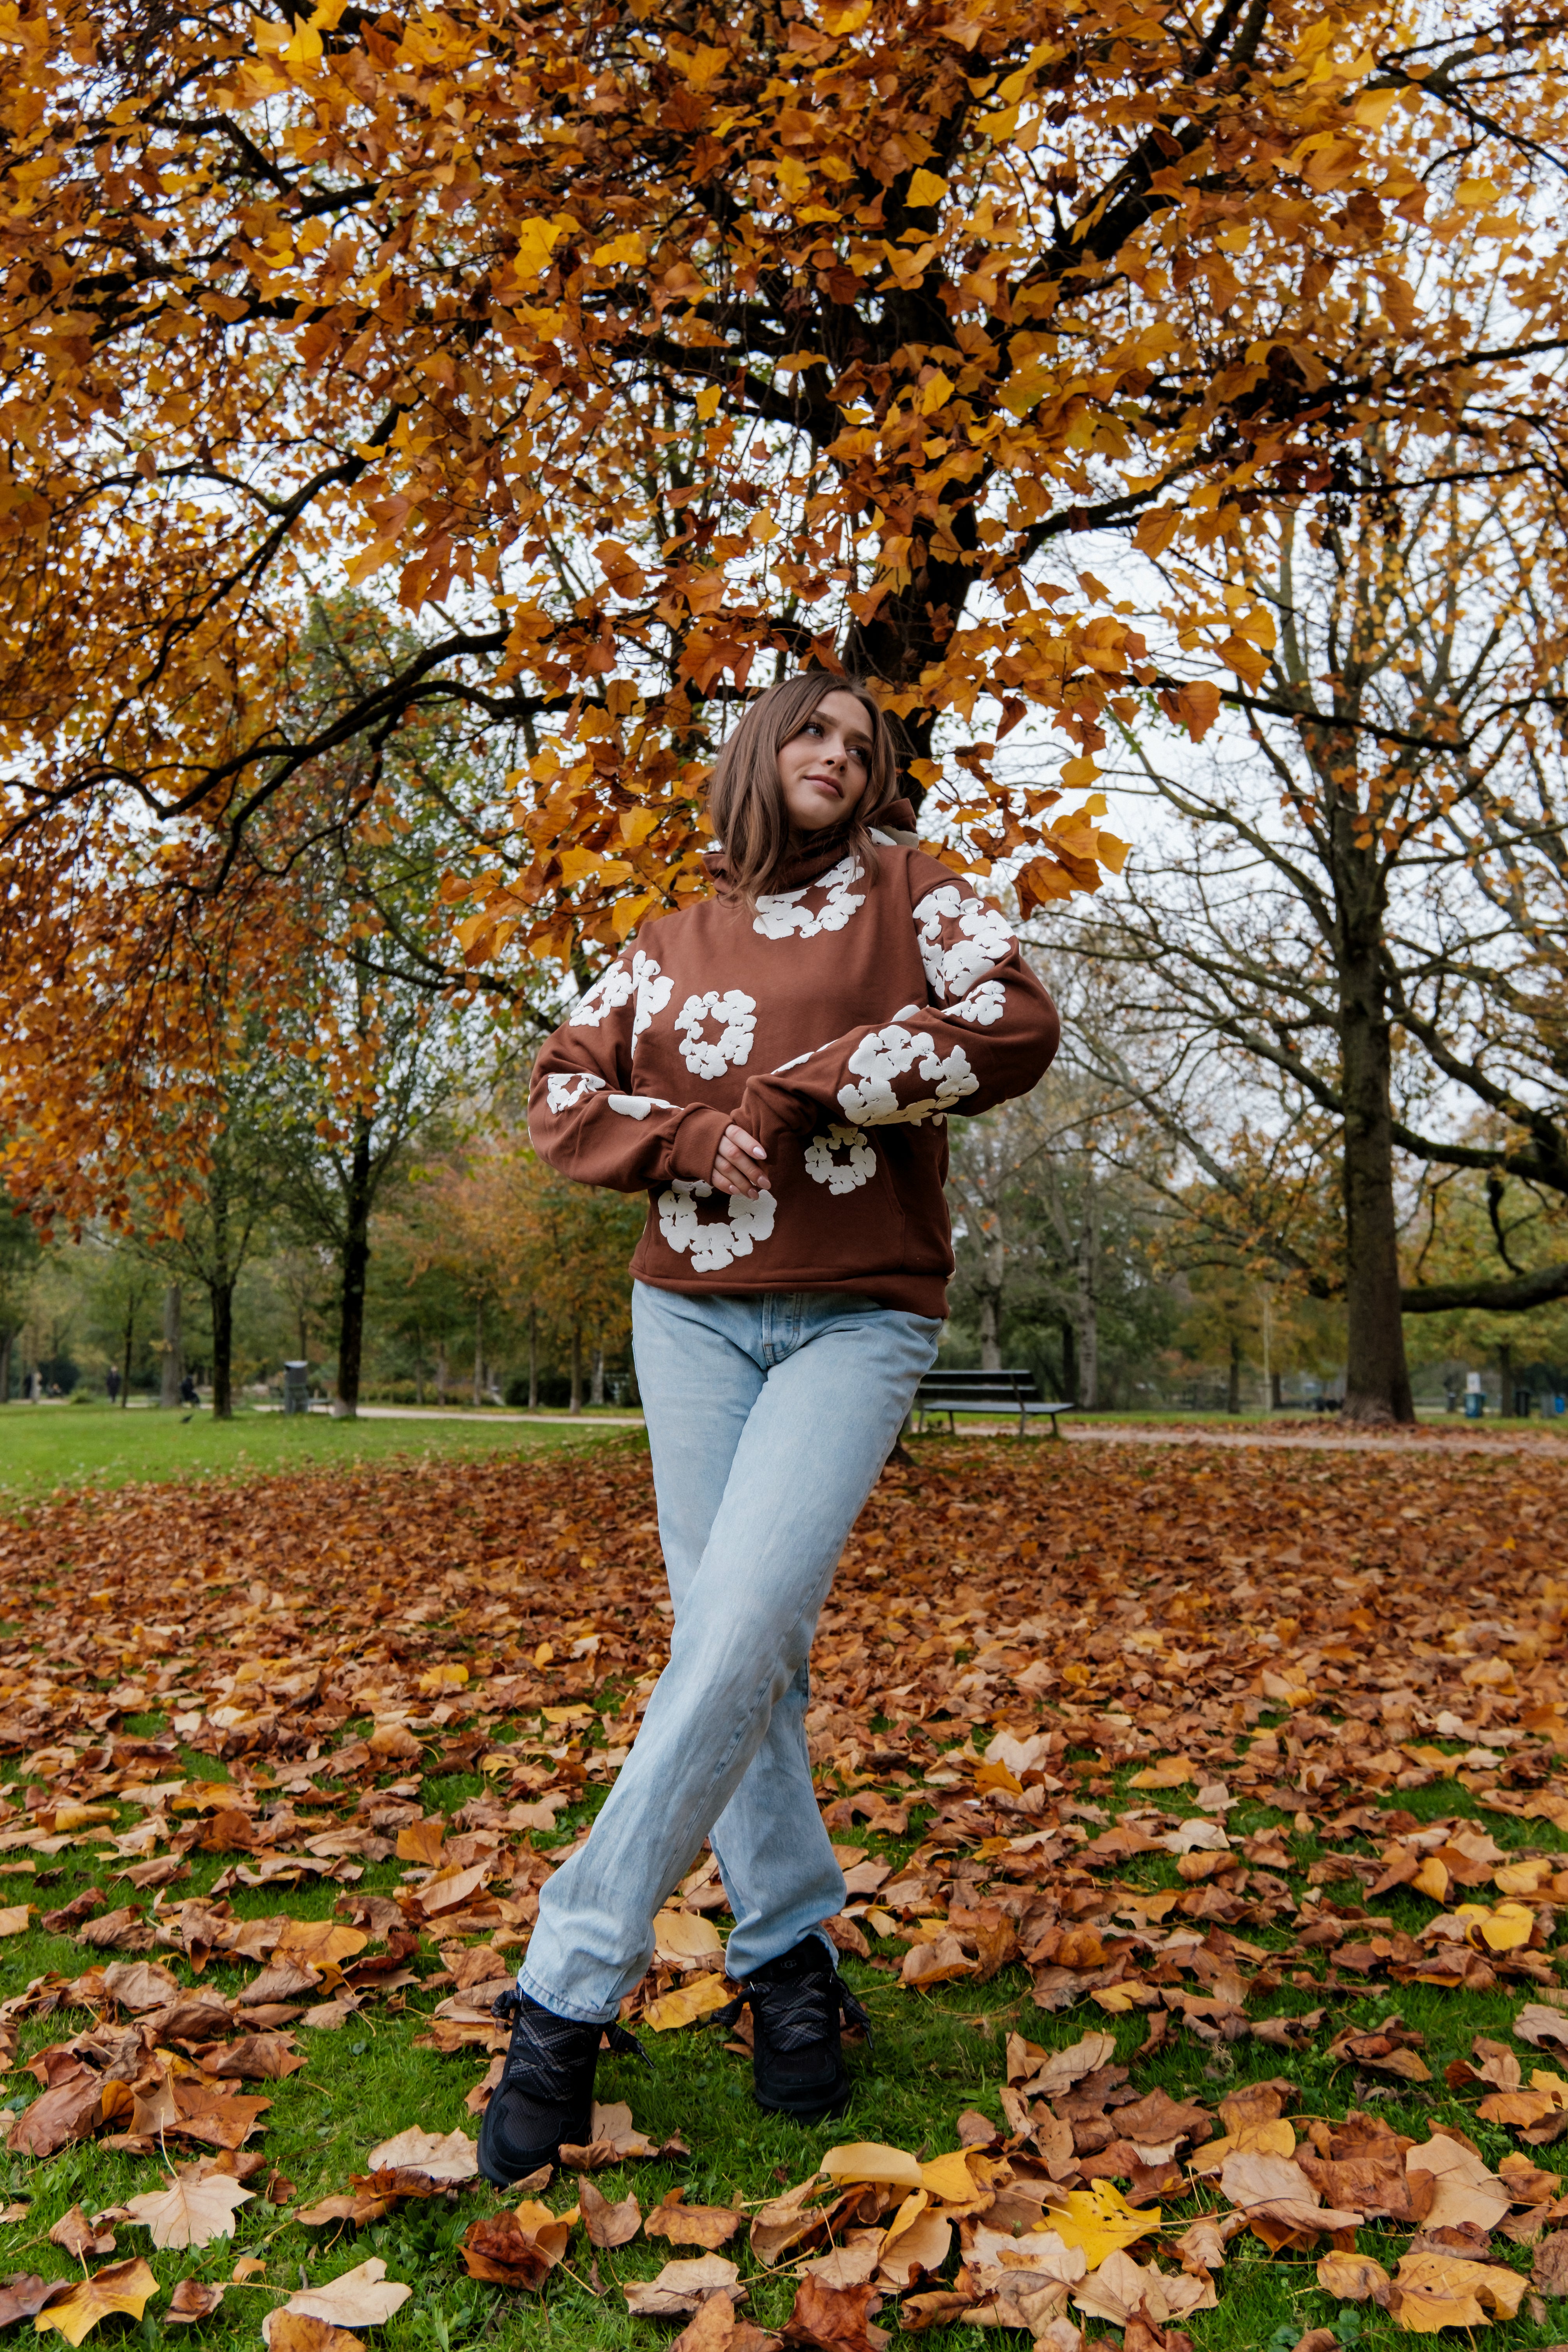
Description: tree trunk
977,1290,1002,1372
590,1346,605,1406
569,1324,583,1415
528,1309,537,1410
414,1330,424,1407
1338,930,1414,1425
1271,1369,1284,1410
435,1342,447,1406
209,1280,235,1418
977,1218,1005,1370
1498,1340,1515,1417
1227,1332,1242,1415
210,1160,235,1419
160,1284,183,1409
0,1329,10,1404
472,1297,484,1407
120,1311,134,1407
335,1115,374,1419
1060,1315,1077,1403
1075,1186,1099,1410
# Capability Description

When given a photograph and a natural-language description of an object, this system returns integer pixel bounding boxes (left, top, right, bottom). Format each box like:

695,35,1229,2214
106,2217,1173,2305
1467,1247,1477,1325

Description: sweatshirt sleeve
735,878,1059,1152
527,945,730,1190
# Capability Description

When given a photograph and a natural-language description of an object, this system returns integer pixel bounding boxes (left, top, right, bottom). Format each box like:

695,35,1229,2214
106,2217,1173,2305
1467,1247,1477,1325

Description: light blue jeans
517,1282,943,2024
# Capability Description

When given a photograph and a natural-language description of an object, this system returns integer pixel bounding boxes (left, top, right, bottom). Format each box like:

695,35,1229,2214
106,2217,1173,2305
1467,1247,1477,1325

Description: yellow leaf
418,1663,468,1692
1033,2182,1158,2270
511,215,567,280
1058,756,1099,788
817,0,872,29
822,2142,925,2191
1478,1901,1535,1953
592,231,645,267
35,2261,159,2345
695,385,722,421
1128,1754,1194,1789
1413,1855,1450,1902
918,2152,979,2205
641,1973,734,2032
907,169,947,207
1456,179,1501,209
919,370,954,414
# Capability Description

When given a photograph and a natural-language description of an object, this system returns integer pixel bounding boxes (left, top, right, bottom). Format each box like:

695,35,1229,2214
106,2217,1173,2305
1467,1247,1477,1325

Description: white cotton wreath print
656,1180,777,1273
752,853,865,941
674,989,757,1080
803,1124,877,1195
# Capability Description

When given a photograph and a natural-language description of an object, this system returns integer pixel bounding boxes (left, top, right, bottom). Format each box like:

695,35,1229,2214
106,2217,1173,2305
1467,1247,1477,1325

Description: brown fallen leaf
365,2126,477,2182
1517,2005,1568,2055
1533,2231,1568,2294
262,2317,363,2352
647,2189,743,2250
781,2274,888,2352
48,2208,117,2260
165,2281,225,2326
32,2259,160,2345
1326,2022,1430,2082
1406,2134,1513,2233
579,2175,642,2248
264,2258,413,2332
460,2205,572,2288
123,2172,255,2250
0,2278,71,2329
99,1962,184,2013
207,2033,307,2082
623,2257,742,2318
1383,2249,1526,2327
4,2058,102,2159
1316,2250,1391,2302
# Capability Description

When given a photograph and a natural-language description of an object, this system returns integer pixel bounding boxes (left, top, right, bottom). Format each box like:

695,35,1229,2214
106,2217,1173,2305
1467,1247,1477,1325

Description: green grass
7,1735,1568,2351
0,1401,629,1500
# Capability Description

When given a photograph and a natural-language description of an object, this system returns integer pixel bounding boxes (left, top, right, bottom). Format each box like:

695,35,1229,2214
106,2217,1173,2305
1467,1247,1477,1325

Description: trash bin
283,1361,310,1417
1464,1372,1484,1419
1514,1387,1534,1419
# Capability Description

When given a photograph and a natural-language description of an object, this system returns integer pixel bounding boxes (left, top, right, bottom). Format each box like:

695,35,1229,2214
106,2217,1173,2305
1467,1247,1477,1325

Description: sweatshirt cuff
736,1077,818,1159
669,1105,730,1184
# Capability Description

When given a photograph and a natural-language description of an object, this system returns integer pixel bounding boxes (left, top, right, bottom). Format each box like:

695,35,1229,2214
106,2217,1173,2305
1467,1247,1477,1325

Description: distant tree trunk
435,1341,448,1406
1060,1317,1077,1403
120,1308,135,1407
1498,1339,1515,1416
335,1114,374,1419
0,1329,10,1404
414,1328,424,1406
472,1298,484,1407
977,1220,1005,1370
527,1309,538,1410
590,1346,605,1407
977,1292,1002,1372
1227,1332,1243,1414
159,1285,183,1409
209,1280,236,1418
1075,1177,1100,1409
1270,1369,1284,1410
1338,909,1414,1425
569,1323,583,1415
208,1160,235,1420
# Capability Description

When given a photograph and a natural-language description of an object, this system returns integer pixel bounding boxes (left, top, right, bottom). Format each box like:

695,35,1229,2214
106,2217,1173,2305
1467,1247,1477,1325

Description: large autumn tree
0,0,1563,1377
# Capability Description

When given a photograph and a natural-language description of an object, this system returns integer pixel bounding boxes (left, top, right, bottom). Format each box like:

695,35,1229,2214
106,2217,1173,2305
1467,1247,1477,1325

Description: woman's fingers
711,1122,771,1196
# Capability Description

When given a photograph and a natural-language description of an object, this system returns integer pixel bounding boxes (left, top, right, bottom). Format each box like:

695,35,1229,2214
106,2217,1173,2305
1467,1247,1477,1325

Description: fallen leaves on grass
459,2206,572,2287
781,2274,888,2352
579,2176,642,2248
623,2256,741,2318
164,2282,225,2327
260,2261,411,2336
122,2171,254,2249
364,2126,477,2183
32,2260,159,2345
46,2209,116,2260
646,2189,744,2250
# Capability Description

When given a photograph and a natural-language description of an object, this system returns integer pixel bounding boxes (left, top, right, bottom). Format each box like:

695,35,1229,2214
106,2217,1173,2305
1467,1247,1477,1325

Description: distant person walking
179,1373,200,1409
105,1365,120,1404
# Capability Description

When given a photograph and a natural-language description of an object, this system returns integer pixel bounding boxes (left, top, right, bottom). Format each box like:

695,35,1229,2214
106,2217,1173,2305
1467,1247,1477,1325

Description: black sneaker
477,1989,645,2186
718,1937,872,2121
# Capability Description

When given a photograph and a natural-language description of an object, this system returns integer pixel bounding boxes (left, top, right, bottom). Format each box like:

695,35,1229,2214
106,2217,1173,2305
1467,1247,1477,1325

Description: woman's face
777,691,875,836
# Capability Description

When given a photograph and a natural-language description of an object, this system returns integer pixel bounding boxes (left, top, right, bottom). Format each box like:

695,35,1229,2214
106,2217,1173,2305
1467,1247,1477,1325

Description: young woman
479,671,1059,2186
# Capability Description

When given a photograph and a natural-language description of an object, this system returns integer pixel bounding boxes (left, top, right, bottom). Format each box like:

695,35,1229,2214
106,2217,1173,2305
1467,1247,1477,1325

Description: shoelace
711,1970,873,2050
491,1988,651,2079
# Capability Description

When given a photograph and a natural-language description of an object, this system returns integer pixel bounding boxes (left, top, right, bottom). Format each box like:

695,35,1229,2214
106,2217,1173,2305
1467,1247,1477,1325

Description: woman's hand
712,1123,771,1198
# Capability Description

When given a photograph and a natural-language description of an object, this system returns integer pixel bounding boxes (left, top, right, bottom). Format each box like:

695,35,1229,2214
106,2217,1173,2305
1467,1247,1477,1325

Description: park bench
912,1368,1076,1440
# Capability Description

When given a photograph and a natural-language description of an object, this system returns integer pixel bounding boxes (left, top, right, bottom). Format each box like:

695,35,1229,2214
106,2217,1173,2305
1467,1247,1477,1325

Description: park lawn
3,1436,1568,2352
0,1402,629,1504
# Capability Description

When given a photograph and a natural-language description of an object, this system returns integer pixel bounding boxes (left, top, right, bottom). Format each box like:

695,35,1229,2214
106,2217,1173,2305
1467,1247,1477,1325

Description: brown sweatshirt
526,815,1060,1317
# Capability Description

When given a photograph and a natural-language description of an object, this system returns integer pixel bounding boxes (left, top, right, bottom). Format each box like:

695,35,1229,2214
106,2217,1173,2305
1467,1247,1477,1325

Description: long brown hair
704,672,900,902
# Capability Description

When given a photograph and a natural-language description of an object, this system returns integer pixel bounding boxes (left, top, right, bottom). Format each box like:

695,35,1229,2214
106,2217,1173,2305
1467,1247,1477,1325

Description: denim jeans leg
517,1287,940,2022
